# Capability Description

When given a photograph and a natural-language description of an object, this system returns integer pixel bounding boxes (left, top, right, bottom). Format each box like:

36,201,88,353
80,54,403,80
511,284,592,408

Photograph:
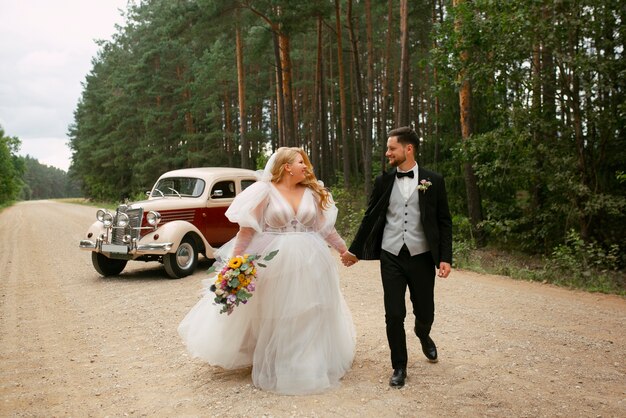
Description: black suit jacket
349,167,453,265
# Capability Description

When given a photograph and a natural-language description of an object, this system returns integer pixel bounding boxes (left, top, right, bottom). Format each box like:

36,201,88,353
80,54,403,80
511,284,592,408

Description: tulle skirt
177,231,356,395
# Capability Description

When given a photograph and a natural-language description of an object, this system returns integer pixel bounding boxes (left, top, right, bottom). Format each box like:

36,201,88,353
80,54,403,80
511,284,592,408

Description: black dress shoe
389,368,407,387
419,336,438,363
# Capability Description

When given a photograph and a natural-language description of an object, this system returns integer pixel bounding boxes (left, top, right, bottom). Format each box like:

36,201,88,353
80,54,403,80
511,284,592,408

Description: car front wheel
163,236,198,279
92,252,127,276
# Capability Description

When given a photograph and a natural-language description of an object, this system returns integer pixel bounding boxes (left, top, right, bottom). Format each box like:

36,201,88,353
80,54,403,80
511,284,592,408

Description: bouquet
208,250,278,315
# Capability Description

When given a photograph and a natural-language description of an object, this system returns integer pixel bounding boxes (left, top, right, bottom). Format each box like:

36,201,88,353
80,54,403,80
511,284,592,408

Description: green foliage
67,0,625,282
20,157,81,200
329,179,366,245
0,127,25,204
551,230,622,273
0,126,79,204
454,243,624,296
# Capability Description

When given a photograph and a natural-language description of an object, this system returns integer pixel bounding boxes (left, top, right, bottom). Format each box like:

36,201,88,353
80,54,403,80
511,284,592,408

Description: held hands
340,251,359,267
438,262,452,278
340,252,451,276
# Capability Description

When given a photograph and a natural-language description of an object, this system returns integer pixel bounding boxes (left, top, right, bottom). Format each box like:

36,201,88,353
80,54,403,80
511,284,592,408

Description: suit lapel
382,169,396,195
360,169,396,259
418,167,426,221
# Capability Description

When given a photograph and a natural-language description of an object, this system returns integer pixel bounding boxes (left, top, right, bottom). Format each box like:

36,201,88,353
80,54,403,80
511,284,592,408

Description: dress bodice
264,186,316,232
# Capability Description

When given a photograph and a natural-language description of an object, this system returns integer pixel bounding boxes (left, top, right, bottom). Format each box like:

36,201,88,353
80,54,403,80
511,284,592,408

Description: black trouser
380,246,436,369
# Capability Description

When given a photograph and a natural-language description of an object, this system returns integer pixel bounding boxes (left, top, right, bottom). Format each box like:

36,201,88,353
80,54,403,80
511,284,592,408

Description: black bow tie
396,170,414,179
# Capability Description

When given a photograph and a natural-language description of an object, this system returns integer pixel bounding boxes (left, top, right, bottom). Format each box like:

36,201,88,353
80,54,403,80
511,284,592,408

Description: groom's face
386,137,408,167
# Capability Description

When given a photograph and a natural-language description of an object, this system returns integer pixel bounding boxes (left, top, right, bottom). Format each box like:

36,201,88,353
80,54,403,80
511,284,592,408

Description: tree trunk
397,0,410,127
347,0,366,163
317,15,330,182
269,73,278,152
272,28,286,147
431,0,443,167
335,0,350,187
328,37,337,182
235,13,249,168
312,15,324,177
454,0,484,245
223,89,234,167
279,32,296,147
363,0,374,196
243,4,291,149
380,0,394,172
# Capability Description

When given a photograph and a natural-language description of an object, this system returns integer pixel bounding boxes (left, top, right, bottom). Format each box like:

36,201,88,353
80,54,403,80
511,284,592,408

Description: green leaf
263,250,279,261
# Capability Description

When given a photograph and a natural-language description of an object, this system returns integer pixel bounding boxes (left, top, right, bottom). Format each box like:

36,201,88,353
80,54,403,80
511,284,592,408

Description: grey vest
381,181,430,256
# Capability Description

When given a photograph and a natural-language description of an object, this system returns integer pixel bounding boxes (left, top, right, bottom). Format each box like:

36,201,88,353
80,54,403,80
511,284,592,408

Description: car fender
83,221,108,243
79,221,109,252
143,220,214,256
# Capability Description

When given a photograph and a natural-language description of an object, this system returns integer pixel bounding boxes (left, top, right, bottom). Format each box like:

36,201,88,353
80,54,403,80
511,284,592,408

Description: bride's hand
341,251,358,267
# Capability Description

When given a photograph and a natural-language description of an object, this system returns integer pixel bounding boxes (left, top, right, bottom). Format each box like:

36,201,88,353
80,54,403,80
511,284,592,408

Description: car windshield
152,177,205,198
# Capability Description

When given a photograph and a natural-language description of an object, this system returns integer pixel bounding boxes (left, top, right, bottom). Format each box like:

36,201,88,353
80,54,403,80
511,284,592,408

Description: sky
0,0,129,171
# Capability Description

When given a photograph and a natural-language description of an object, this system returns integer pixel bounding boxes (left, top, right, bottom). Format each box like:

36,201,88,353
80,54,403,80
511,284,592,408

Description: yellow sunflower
228,256,243,269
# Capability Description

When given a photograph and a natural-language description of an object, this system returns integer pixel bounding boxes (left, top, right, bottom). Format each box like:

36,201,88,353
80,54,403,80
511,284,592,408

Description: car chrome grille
159,209,196,224
111,207,144,244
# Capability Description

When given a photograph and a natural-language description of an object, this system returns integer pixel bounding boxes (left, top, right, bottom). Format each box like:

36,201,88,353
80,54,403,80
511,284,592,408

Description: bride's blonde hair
270,147,331,209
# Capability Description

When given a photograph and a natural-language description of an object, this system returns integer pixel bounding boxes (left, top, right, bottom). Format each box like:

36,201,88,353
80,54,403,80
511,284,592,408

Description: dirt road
1,200,624,417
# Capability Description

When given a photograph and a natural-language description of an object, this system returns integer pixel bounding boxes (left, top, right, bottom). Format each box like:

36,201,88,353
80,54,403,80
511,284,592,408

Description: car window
211,181,236,199
241,179,256,191
152,177,205,197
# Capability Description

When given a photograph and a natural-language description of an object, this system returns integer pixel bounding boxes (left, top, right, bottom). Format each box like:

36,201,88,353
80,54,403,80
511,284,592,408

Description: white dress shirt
395,163,419,201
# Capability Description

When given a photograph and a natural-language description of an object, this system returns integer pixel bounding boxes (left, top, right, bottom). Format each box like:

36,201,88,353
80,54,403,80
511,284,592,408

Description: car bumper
79,240,173,255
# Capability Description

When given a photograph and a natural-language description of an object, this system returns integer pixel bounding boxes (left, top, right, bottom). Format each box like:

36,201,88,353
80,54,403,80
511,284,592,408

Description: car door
200,179,238,246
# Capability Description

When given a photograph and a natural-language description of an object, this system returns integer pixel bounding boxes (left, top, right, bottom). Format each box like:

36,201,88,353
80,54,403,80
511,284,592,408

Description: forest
67,0,624,279
0,127,81,203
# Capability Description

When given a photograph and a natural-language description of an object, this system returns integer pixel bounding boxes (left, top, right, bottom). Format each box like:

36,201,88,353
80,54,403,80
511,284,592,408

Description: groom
341,126,452,388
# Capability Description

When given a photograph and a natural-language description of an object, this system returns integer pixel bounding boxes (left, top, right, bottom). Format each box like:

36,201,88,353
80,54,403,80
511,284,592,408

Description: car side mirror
145,191,151,197
212,190,224,198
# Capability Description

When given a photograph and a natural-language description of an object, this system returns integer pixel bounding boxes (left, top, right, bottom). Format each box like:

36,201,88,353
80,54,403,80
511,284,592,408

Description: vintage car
79,167,257,279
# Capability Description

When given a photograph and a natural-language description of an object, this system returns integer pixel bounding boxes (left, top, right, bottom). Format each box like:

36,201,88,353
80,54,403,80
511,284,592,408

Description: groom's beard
388,152,407,167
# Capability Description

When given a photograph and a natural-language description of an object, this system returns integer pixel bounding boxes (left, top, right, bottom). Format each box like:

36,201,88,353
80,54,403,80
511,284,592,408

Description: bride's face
286,155,307,183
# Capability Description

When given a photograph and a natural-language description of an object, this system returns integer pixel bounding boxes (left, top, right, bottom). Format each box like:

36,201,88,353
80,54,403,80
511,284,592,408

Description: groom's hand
438,262,451,278
341,251,359,267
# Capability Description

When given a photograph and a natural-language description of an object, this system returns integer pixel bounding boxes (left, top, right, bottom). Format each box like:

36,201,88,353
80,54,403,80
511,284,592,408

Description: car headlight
96,209,107,222
146,211,161,226
117,212,129,228
102,212,113,227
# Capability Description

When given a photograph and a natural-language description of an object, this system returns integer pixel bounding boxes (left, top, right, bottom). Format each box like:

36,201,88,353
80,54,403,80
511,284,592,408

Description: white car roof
158,167,257,178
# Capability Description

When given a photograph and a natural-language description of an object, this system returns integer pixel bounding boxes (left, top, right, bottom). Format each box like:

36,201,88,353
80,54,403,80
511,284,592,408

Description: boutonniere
417,179,432,192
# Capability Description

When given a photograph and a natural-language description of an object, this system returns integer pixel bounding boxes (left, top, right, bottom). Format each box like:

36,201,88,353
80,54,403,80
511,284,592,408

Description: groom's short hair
388,126,419,153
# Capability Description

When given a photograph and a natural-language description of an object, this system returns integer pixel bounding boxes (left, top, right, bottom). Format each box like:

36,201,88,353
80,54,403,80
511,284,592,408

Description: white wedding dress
178,181,356,395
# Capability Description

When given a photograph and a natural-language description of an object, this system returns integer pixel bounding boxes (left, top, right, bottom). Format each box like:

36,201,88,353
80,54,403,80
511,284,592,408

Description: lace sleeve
322,228,347,253
316,190,348,253
232,227,256,256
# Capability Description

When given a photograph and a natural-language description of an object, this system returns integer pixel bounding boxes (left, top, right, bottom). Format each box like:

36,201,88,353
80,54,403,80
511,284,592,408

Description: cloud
18,136,73,172
0,0,128,172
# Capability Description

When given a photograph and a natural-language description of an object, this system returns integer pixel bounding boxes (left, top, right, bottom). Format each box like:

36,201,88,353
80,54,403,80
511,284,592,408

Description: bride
178,147,356,395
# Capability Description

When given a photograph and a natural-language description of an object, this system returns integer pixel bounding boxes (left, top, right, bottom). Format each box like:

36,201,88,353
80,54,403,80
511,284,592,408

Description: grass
0,200,16,210
54,197,118,210
454,245,626,296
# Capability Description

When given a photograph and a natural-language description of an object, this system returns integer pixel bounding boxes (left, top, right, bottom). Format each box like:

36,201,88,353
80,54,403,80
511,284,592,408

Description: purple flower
247,282,256,291
417,179,432,192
